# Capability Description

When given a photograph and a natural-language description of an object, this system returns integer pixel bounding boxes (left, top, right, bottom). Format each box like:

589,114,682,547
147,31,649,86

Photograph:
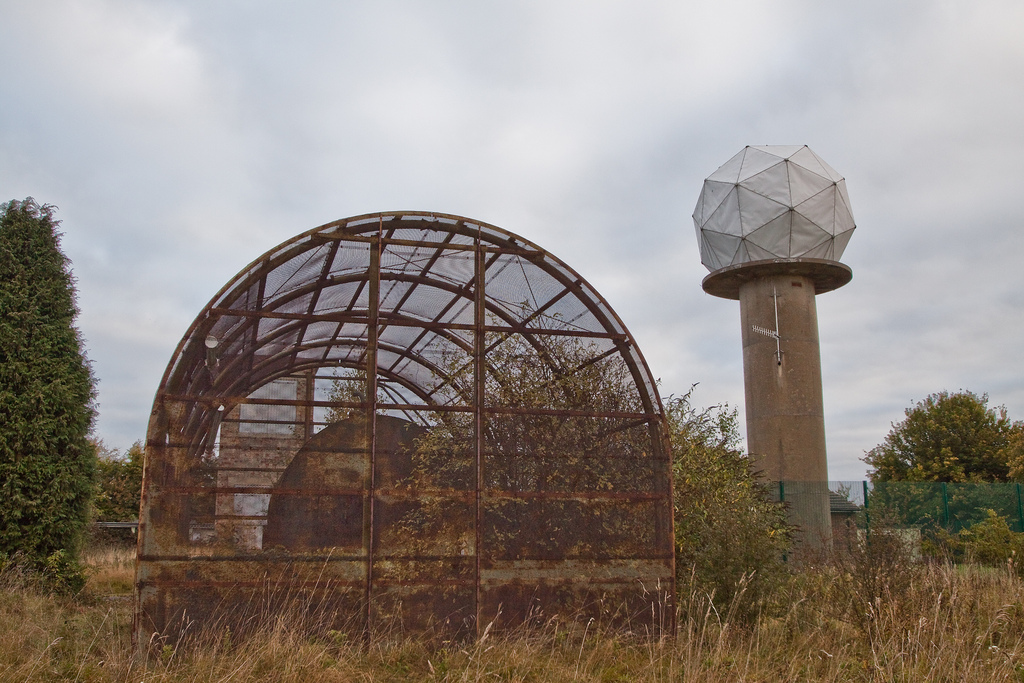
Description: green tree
864,391,1024,483
668,386,791,620
0,198,96,590
93,440,144,522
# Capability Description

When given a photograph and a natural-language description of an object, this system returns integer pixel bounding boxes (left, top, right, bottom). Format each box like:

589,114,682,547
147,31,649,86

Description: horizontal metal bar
138,575,665,590
158,393,653,420
138,555,369,563
140,554,473,563
207,307,624,339
152,487,662,501
138,555,674,567
159,393,461,411
482,406,653,419
481,490,665,501
138,579,369,589
308,232,545,257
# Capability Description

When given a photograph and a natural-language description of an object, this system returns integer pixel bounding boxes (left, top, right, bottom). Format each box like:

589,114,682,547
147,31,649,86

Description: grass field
3,545,1024,682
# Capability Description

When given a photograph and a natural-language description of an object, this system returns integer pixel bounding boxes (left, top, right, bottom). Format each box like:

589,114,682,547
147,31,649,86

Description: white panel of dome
745,214,794,255
787,161,835,206
832,228,855,260
795,187,839,234
790,214,832,256
701,230,741,268
802,240,835,260
737,148,784,182
737,186,789,235
742,241,779,261
741,164,793,207
707,149,745,183
750,144,803,158
705,187,743,236
788,146,833,179
696,180,736,226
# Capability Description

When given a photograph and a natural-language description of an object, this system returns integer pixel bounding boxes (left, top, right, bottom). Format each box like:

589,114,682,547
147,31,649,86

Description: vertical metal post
304,369,315,441
941,482,950,529
1016,483,1023,533
862,480,870,542
473,228,485,635
363,219,381,637
778,481,787,563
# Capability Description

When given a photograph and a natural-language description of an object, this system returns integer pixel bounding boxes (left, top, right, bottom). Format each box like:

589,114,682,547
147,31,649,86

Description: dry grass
83,545,136,596
4,547,1024,681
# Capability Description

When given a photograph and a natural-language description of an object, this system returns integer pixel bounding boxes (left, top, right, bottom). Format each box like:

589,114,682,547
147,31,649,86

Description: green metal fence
822,481,1024,534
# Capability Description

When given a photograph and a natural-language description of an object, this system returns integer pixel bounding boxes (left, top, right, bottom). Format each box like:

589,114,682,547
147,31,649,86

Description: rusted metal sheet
136,212,674,646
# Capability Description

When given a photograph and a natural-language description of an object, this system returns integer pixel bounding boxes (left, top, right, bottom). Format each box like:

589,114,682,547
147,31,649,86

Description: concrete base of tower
768,480,833,555
702,259,852,553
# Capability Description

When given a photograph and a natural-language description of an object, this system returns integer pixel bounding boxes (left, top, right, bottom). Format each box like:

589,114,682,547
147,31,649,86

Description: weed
5,547,1024,681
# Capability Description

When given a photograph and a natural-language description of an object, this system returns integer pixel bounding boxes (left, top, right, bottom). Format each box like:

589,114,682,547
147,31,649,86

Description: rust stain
136,212,674,648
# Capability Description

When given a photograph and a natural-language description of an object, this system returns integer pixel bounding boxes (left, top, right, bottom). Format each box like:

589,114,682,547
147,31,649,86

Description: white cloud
3,0,206,119
2,0,1023,481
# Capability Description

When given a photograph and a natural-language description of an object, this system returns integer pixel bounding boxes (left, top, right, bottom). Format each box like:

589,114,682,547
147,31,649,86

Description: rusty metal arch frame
137,211,675,643
155,213,662,451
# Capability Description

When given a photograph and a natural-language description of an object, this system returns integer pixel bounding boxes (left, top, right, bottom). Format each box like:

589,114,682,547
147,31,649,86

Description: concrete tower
693,145,856,550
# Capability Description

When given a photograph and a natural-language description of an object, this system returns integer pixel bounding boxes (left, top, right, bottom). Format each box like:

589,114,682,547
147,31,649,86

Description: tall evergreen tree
0,198,96,584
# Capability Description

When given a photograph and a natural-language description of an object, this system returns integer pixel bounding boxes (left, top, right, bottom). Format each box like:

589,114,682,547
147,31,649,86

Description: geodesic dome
136,211,674,644
693,145,855,271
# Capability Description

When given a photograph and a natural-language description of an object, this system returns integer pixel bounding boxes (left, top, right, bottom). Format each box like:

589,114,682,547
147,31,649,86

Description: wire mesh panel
136,212,673,645
865,482,1024,533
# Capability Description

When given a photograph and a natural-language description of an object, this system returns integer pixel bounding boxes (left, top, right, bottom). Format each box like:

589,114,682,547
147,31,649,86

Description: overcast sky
2,0,1022,479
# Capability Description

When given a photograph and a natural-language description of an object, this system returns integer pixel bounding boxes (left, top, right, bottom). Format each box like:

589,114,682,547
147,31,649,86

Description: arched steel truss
137,211,674,642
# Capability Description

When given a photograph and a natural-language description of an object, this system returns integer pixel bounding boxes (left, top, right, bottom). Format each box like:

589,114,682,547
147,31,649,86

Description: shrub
926,510,1024,571
668,386,791,622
